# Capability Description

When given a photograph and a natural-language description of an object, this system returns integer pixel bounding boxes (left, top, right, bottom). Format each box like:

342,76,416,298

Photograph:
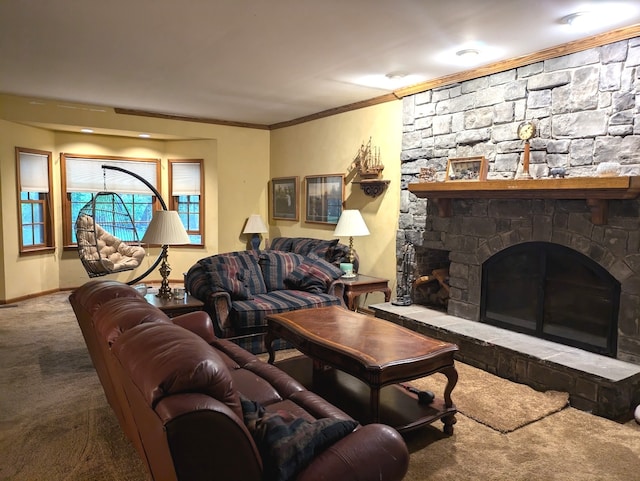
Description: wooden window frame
168,158,204,247
15,147,55,254
60,153,161,248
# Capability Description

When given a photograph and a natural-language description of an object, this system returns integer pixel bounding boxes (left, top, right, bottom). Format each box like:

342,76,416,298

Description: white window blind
172,162,201,196
65,158,158,194
19,152,49,192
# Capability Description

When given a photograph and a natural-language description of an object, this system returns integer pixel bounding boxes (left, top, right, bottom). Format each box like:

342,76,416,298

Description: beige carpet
1,291,640,481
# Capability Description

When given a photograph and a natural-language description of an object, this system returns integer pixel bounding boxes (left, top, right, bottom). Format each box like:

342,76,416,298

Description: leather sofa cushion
113,322,243,420
93,297,171,346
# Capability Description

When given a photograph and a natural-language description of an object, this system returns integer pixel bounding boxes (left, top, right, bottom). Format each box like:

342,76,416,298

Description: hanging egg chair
75,192,146,278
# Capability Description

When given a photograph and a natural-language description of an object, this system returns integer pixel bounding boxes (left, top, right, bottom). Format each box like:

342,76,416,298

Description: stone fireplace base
372,302,640,422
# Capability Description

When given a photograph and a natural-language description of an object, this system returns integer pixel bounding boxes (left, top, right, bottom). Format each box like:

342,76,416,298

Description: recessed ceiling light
456,49,480,58
139,133,151,138
436,42,503,67
560,5,638,31
80,128,94,134
349,73,425,90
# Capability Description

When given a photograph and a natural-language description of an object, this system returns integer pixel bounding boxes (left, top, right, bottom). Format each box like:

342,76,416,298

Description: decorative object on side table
141,210,191,299
333,209,370,267
243,214,268,250
392,241,416,306
352,137,390,197
446,156,488,182
516,120,536,180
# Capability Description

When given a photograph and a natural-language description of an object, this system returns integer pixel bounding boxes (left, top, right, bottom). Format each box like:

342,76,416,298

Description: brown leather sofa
69,279,409,481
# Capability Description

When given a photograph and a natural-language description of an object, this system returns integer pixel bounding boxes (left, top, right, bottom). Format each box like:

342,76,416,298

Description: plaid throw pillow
284,255,343,294
206,263,253,301
240,395,358,481
259,251,305,291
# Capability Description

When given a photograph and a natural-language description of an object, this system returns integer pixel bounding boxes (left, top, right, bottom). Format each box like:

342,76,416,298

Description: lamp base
156,245,173,299
248,234,261,250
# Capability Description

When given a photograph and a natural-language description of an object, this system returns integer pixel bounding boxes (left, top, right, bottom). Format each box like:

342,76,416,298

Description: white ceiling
2,0,640,127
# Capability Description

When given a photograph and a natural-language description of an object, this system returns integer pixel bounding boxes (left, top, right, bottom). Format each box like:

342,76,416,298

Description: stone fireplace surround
412,196,640,364
379,195,640,420
385,38,640,420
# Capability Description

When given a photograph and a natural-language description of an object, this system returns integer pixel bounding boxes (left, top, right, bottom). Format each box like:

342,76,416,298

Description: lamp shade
141,210,190,245
333,210,370,237
243,214,268,234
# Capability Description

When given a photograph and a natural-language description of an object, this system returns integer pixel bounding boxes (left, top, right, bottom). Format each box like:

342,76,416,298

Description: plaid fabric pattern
270,237,357,271
201,250,267,295
268,237,293,252
284,256,343,294
231,291,341,331
207,263,253,300
259,252,305,291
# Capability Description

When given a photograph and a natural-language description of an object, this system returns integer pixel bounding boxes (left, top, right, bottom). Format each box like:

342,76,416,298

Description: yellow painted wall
1,94,400,305
0,94,270,301
0,120,58,298
270,101,403,305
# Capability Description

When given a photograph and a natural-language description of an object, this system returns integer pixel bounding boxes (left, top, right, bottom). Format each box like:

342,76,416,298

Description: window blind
65,158,158,194
19,152,49,192
172,162,201,196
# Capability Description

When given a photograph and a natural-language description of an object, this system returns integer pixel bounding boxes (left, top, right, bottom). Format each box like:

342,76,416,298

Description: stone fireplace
407,196,639,363
396,37,640,366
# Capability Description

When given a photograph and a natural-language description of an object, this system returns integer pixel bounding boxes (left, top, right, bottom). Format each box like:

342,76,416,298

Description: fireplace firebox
480,242,620,357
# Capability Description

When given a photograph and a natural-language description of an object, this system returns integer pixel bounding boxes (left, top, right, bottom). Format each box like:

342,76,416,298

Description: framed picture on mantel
446,156,488,182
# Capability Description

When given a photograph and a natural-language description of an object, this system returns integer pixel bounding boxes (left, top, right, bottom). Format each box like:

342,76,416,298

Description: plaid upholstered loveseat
185,237,356,353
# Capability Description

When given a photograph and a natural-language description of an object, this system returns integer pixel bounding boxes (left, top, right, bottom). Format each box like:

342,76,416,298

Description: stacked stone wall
399,37,640,363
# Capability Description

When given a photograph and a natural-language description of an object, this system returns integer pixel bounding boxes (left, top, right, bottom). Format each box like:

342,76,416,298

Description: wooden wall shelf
408,176,640,225
354,179,390,198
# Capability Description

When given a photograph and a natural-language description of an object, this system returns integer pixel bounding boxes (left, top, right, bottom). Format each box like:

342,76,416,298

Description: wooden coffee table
265,306,458,434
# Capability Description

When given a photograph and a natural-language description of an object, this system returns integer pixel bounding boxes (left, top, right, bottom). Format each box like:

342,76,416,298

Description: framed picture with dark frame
304,174,344,224
270,176,299,221
445,156,488,182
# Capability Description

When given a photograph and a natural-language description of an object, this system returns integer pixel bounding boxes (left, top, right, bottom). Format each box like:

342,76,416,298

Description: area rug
262,349,569,433
408,362,569,433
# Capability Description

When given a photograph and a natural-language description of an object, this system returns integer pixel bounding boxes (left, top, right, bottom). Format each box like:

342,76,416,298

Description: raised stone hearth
372,302,640,421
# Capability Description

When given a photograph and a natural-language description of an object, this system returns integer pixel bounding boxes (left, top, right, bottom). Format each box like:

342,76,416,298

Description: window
16,147,54,253
169,159,204,245
60,154,161,246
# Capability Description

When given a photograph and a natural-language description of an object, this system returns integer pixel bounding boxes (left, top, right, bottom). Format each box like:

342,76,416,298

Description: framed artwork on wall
270,176,299,221
304,174,344,224
445,156,488,182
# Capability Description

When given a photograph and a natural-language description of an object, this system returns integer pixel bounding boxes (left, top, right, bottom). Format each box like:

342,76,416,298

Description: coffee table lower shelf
274,355,457,434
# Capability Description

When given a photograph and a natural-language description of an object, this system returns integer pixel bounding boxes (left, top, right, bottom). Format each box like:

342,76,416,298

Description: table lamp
333,209,370,270
243,214,268,250
141,210,190,299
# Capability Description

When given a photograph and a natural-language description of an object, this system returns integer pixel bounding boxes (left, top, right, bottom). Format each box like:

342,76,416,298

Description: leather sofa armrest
296,423,409,481
172,311,217,344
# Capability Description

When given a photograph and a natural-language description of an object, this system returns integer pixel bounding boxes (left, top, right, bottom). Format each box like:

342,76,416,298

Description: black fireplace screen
481,242,620,356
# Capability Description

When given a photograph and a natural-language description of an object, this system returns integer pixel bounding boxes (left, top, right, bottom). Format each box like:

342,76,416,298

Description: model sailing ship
354,137,384,179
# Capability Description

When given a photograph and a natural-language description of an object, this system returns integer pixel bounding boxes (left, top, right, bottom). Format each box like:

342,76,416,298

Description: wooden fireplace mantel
408,176,640,225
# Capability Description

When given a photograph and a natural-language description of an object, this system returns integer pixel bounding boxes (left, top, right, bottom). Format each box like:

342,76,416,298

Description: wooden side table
144,293,204,318
341,274,391,311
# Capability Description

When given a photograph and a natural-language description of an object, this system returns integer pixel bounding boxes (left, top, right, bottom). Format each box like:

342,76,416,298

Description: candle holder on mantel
352,137,390,197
